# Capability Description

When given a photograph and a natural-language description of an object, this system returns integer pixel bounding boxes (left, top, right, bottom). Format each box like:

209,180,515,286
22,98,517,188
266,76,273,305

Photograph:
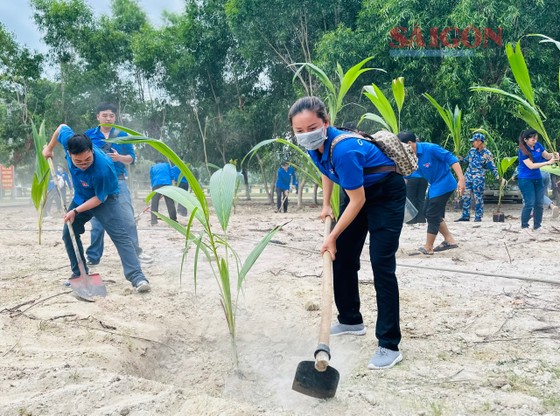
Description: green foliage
472,39,555,152
108,125,282,364
30,120,50,244
360,77,406,134
291,57,379,125
424,93,463,155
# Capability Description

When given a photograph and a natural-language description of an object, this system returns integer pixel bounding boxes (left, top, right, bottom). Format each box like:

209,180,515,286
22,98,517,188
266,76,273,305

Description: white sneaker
552,205,559,219
367,347,403,369
138,252,153,264
135,280,151,293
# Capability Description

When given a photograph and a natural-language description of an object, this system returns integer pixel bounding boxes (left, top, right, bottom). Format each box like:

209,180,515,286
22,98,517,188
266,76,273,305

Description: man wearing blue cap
455,132,499,222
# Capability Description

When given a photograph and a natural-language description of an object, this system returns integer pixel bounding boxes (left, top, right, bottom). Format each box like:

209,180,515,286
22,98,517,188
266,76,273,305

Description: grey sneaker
135,280,151,293
138,252,153,264
552,205,559,219
330,323,366,336
368,347,403,370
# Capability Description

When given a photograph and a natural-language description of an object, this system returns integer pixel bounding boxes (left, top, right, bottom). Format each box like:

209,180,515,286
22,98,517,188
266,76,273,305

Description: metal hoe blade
292,361,340,399
68,273,107,300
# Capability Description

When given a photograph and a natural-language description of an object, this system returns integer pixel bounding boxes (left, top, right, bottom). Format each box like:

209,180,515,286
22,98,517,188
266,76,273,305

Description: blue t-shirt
518,142,545,180
57,125,119,205
150,162,173,187
415,142,459,198
308,126,395,190
171,165,188,184
276,166,298,191
84,126,135,177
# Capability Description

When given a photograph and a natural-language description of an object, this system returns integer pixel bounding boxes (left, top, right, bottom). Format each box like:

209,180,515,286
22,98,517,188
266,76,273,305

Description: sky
0,0,184,53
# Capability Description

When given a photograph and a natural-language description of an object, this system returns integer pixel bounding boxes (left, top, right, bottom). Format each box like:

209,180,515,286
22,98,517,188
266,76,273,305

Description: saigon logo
389,26,503,57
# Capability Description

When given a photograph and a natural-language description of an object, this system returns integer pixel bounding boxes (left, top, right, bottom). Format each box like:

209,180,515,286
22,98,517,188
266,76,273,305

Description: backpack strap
329,133,396,175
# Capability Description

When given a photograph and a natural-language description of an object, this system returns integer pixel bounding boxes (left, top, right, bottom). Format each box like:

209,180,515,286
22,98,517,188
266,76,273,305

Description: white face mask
295,126,326,150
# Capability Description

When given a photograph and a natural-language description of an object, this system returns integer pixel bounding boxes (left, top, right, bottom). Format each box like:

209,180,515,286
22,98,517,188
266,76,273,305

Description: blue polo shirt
309,126,394,190
276,166,298,191
171,165,188,184
57,125,119,205
518,142,545,180
150,162,173,187
84,126,134,177
415,142,459,198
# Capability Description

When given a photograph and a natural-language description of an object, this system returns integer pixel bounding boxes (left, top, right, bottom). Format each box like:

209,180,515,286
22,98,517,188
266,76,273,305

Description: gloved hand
500,178,507,187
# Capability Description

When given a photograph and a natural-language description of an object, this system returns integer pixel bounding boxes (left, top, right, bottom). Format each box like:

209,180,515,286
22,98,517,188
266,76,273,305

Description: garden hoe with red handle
47,158,107,301
292,216,340,399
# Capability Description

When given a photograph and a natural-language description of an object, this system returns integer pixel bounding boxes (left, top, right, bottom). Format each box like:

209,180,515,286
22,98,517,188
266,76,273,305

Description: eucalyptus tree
0,24,44,164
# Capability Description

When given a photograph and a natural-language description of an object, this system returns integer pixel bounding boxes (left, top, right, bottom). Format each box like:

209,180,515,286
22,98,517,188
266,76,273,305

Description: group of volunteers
288,95,558,371
46,94,557,372
43,103,184,294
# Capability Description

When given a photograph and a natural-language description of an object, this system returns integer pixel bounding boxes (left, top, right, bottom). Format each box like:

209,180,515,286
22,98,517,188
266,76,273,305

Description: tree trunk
242,167,251,200
313,183,319,205
297,177,305,209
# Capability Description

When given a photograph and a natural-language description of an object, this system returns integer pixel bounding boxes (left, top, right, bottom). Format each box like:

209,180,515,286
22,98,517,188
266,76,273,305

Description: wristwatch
73,208,79,216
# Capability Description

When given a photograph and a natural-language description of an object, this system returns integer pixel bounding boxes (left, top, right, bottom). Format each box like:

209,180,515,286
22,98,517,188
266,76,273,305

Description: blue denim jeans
518,178,545,229
64,195,147,287
86,179,141,262
333,173,406,351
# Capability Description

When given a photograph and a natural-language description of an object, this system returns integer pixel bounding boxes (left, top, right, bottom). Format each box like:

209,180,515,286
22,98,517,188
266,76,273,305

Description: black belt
363,165,397,175
117,174,126,179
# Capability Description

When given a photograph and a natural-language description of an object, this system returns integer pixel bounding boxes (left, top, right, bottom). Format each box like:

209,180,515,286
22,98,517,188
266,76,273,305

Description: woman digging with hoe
288,96,406,369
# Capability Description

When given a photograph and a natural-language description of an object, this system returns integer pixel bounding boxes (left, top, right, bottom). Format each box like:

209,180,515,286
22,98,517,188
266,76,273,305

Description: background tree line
1,0,559,187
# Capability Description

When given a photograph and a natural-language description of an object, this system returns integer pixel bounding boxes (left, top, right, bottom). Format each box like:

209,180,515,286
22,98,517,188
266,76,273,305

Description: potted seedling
493,156,518,222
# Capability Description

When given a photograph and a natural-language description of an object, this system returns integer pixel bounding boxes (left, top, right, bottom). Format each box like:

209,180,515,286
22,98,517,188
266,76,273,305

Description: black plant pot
493,212,505,222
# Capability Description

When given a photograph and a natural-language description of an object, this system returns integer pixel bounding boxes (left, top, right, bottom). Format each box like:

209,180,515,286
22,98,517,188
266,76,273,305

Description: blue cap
470,132,485,142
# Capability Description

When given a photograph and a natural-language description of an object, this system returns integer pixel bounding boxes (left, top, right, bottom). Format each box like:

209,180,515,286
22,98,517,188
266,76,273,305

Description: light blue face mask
295,126,326,150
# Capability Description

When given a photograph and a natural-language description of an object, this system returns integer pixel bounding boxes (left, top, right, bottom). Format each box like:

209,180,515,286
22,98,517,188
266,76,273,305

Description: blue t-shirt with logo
57,125,119,205
518,142,545,180
84,126,134,177
308,126,395,190
415,142,459,198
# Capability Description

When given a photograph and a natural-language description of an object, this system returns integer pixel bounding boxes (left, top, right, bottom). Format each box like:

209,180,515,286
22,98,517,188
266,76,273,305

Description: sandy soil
1,199,559,416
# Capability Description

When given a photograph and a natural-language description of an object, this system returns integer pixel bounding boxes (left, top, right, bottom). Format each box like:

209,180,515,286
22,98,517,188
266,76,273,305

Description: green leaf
148,186,209,229
337,56,377,112
291,62,336,97
500,156,518,176
506,41,535,107
209,164,238,232
106,125,209,219
391,77,405,113
423,93,453,131
541,165,560,176
363,84,398,134
238,222,286,286
359,113,392,131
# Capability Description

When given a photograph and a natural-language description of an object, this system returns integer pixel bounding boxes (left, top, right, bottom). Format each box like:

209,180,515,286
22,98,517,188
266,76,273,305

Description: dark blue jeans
276,188,288,212
334,173,406,351
86,179,141,262
63,196,147,287
518,178,545,229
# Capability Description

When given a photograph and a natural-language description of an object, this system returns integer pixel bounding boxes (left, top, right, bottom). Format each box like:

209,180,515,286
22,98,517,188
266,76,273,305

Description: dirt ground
1,199,559,416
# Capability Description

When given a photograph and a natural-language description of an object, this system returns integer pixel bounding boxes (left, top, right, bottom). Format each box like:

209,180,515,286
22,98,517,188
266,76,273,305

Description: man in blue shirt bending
398,131,465,255
275,161,298,213
42,125,151,293
84,103,152,266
